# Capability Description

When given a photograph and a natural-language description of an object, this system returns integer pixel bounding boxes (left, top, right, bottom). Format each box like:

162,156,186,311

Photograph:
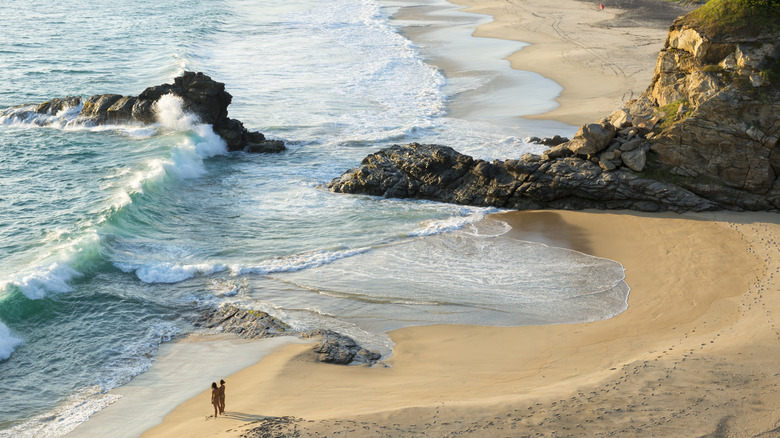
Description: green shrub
656,99,690,131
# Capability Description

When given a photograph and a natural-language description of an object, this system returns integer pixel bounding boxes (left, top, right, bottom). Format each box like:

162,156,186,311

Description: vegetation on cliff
681,0,780,38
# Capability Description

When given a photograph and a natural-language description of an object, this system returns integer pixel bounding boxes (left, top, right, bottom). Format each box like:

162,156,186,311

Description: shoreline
389,0,574,136
436,0,696,125
66,335,306,437
142,209,780,437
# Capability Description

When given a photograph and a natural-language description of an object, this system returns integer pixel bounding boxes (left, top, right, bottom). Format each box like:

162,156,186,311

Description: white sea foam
0,322,179,438
1,262,82,300
118,246,373,285
154,93,200,131
230,247,371,276
0,102,156,138
143,96,226,181
408,206,498,237
116,261,227,284
0,322,23,361
0,390,121,438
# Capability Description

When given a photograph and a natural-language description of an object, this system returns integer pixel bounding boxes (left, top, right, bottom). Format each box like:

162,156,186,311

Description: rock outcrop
4,72,285,153
329,143,717,212
301,329,382,365
194,305,381,366
329,4,780,212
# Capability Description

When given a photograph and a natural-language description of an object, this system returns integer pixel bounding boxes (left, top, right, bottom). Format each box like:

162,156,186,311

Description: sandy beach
141,210,780,437
87,1,780,437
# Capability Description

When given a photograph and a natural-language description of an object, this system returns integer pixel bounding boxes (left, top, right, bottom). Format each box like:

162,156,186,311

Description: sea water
0,0,628,436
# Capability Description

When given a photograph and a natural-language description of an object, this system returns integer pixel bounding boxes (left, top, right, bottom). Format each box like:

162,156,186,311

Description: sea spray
0,231,103,300
0,322,22,361
151,94,227,180
116,261,227,284
1,262,82,300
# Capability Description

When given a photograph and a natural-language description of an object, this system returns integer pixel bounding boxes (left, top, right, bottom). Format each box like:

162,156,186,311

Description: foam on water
116,261,228,284
0,322,22,361
408,206,498,237
200,0,447,147
1,96,225,297
0,390,122,438
1,262,82,300
0,230,104,300
0,103,157,138
230,247,372,277
0,321,179,438
114,245,374,285
274,226,630,326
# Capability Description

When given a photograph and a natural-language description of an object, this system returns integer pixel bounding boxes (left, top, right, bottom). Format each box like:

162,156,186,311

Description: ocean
0,0,629,436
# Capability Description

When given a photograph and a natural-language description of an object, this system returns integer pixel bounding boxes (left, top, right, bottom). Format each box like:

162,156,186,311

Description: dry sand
142,210,780,437
131,1,780,437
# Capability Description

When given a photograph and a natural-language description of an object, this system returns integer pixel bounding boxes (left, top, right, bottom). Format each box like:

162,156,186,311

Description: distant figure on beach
218,379,226,414
599,3,605,10
211,382,220,417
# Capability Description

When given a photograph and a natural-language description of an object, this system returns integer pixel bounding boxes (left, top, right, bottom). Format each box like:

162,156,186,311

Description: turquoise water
0,0,628,435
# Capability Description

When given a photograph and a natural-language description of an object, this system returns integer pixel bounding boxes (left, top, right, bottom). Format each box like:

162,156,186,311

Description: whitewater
0,0,628,436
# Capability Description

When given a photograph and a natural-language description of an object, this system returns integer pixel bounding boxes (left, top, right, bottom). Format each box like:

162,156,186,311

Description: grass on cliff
656,99,691,131
680,0,780,38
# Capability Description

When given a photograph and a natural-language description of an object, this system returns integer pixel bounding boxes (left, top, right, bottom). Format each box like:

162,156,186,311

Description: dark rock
247,140,286,154
302,329,382,365
106,96,137,123
194,305,292,338
328,143,719,213
530,135,569,146
7,72,284,154
194,305,381,366
35,96,82,115
240,416,301,438
80,94,123,124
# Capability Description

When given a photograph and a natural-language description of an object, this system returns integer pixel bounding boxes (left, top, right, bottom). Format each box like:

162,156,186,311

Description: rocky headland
329,2,780,212
2,72,284,153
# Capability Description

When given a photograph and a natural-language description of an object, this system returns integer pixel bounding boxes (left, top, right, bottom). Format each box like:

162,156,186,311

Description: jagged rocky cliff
329,5,780,212
2,72,285,153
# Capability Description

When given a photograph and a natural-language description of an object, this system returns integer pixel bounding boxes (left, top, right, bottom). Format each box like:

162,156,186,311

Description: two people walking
210,379,226,417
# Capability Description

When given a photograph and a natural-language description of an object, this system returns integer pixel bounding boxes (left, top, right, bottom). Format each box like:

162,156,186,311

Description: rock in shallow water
7,72,284,154
194,305,381,366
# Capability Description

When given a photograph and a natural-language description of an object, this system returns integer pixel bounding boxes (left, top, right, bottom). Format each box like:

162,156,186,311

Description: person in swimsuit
210,382,220,417
218,379,226,414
